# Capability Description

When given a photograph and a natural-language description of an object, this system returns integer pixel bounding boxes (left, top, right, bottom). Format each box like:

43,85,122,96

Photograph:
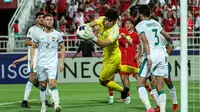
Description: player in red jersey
108,20,133,104
124,19,154,104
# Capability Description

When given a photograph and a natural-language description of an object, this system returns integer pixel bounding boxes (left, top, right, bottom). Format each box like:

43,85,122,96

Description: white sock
151,88,159,105
51,88,60,104
138,87,151,110
45,84,52,98
169,86,178,104
158,92,166,112
40,90,46,108
23,81,33,101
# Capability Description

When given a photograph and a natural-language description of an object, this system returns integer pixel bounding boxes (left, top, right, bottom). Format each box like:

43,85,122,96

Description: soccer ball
76,24,93,40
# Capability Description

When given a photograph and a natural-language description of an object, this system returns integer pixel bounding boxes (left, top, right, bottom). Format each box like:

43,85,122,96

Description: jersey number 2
152,29,159,45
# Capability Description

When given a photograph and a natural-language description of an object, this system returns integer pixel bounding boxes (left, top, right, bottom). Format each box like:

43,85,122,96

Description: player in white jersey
31,13,65,112
135,5,171,112
15,12,51,108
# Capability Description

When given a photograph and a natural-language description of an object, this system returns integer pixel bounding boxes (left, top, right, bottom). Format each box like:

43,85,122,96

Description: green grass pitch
0,82,199,112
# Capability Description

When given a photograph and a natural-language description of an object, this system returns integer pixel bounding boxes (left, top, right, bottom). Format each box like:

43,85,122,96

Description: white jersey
27,25,42,61
27,25,42,72
135,19,166,58
32,29,63,67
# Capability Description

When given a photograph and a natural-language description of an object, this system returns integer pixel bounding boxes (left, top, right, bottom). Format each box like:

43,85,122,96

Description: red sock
127,92,130,97
108,89,114,96
145,84,152,93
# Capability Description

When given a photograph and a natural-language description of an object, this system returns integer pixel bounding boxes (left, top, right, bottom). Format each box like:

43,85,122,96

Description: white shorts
28,60,37,73
139,57,166,78
37,66,58,81
164,63,171,79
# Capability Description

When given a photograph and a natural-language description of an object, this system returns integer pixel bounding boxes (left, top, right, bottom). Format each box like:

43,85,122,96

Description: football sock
51,87,59,103
106,81,123,92
108,89,114,97
138,86,151,110
127,92,130,97
151,88,159,105
158,90,166,112
23,80,33,101
169,86,178,104
40,88,46,108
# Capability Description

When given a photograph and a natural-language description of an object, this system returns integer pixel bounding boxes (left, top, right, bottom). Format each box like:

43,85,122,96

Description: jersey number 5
152,29,159,46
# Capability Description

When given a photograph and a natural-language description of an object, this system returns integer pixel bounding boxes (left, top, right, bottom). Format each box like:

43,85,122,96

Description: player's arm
121,34,132,46
30,42,37,68
12,55,28,67
160,29,171,42
167,43,173,55
59,42,66,72
25,28,33,46
135,44,142,59
95,26,119,48
95,38,112,48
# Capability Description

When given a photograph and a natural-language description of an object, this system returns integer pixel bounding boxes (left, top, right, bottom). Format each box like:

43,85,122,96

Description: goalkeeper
77,9,138,99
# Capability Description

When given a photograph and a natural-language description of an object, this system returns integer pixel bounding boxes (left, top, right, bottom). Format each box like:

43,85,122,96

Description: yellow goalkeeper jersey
94,16,120,60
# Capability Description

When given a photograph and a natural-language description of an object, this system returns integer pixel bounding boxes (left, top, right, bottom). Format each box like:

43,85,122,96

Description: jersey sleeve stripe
107,36,114,42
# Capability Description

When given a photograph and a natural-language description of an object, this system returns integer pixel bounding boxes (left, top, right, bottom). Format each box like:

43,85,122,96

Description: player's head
125,19,134,31
138,5,151,20
103,8,119,28
14,20,19,24
43,13,54,28
35,12,44,26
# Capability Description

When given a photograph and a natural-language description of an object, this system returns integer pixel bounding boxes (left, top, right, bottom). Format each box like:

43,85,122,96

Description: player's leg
37,67,48,112
154,60,168,112
48,67,61,112
164,73,178,111
108,75,115,104
165,63,178,111
121,74,131,104
21,69,38,108
99,58,129,99
137,59,154,111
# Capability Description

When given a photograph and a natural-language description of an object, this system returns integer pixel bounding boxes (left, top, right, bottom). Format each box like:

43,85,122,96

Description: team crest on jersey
52,37,56,41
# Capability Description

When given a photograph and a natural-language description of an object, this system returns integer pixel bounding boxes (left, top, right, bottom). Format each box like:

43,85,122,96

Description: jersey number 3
152,29,159,46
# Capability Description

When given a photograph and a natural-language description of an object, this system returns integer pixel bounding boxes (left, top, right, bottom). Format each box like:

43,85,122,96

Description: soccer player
153,39,178,112
20,12,53,108
31,13,65,112
125,19,155,104
82,9,138,100
107,24,133,104
135,5,171,112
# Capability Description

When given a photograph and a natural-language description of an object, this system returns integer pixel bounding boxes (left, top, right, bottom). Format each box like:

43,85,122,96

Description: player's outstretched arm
12,55,28,67
60,42,66,72
121,34,132,46
30,42,37,69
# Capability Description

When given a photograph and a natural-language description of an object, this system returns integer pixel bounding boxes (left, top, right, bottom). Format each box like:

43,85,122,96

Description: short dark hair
35,12,44,18
125,18,134,25
44,13,53,18
104,8,119,21
139,5,151,17
14,20,19,24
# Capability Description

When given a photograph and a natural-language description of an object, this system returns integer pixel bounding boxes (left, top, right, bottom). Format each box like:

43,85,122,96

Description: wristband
166,53,169,57
147,55,151,59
